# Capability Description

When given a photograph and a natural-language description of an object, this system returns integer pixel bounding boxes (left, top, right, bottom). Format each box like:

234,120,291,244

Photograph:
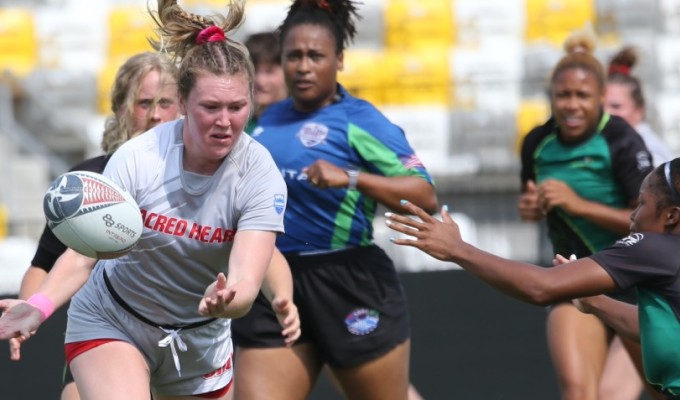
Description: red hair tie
197,26,226,45
608,64,631,76
302,0,332,11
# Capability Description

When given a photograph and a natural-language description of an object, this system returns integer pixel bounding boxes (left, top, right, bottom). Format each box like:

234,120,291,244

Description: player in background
231,1,437,399
605,46,673,167
0,0,296,398
238,27,425,399
243,31,288,134
517,34,657,400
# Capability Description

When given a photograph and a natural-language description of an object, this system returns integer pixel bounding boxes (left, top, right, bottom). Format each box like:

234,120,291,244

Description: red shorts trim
64,339,122,364
197,380,233,399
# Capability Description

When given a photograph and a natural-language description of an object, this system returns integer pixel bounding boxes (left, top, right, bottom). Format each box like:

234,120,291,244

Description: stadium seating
383,0,455,49
0,8,38,77
107,7,157,65
525,0,596,46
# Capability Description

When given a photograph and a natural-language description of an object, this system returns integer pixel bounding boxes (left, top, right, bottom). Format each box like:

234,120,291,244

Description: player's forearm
261,248,293,305
450,243,561,305
360,175,438,214
36,250,96,310
579,295,640,342
573,201,633,236
18,267,48,300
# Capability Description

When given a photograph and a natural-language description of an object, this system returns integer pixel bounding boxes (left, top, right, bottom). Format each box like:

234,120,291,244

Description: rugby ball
43,170,143,259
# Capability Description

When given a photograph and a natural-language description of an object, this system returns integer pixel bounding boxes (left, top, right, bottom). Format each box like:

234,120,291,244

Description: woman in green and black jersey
517,36,659,400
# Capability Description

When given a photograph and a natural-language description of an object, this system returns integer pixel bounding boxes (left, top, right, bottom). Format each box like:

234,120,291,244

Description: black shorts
63,363,74,387
232,245,410,368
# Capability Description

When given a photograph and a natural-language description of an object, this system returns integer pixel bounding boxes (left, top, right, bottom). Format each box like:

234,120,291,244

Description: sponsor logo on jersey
274,194,285,215
617,233,644,246
140,209,236,244
636,151,652,170
344,308,380,336
297,122,328,147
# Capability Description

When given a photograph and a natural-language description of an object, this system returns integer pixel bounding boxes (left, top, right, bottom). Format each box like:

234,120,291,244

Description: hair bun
608,46,638,76
563,31,596,55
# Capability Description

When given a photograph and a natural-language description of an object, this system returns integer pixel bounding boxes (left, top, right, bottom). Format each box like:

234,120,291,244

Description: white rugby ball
43,170,143,259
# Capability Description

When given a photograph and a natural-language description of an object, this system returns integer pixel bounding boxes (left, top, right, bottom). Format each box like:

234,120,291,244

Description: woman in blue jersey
231,1,438,399
517,35,658,400
386,156,680,400
0,1,296,399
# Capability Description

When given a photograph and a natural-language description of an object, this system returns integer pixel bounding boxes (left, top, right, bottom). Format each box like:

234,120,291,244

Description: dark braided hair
148,0,254,104
607,46,645,111
279,0,361,54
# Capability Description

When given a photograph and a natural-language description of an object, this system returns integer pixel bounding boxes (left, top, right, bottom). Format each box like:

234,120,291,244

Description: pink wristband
27,293,55,322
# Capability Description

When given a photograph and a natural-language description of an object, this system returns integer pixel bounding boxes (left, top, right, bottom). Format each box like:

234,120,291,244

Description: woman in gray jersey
0,1,294,399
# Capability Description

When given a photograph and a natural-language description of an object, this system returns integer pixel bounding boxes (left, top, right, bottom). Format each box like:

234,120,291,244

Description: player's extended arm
0,249,97,340
386,201,619,305
260,248,300,345
200,230,276,319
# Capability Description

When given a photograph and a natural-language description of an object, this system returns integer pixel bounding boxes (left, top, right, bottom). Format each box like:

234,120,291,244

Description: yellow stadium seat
108,7,157,64
384,0,455,49
0,8,38,77
381,47,452,106
97,60,125,115
515,98,551,153
0,203,7,238
338,49,388,106
525,0,596,46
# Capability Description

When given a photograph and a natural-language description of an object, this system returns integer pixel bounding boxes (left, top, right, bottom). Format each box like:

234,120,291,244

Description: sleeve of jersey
346,104,433,183
235,143,287,234
590,233,678,290
608,122,654,201
102,135,146,198
30,224,68,272
519,127,542,184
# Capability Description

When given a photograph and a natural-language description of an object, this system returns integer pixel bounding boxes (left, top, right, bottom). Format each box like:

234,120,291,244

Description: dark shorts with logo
232,245,410,368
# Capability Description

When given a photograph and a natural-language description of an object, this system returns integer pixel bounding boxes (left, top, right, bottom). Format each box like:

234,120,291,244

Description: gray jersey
74,119,286,327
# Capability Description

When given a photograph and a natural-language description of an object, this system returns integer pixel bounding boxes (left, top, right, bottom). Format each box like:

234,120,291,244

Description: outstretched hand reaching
0,300,42,343
199,273,237,318
385,201,462,262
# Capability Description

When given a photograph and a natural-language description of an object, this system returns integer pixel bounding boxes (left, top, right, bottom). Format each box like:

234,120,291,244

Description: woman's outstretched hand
199,273,237,318
385,201,461,262
0,300,42,342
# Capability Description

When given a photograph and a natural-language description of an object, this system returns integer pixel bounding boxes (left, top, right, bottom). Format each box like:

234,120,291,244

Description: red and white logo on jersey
297,122,328,147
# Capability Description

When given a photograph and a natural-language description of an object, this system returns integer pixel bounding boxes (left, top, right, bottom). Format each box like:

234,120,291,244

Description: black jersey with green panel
520,113,653,258
592,232,680,397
